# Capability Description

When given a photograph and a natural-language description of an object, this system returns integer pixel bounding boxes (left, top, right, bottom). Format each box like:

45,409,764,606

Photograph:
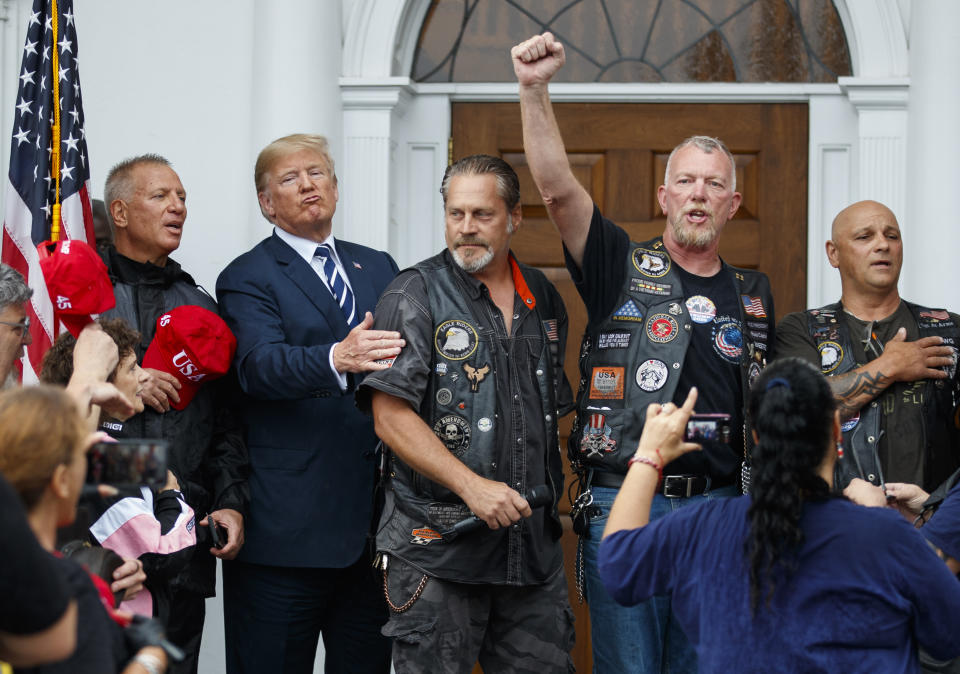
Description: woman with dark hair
598,358,960,672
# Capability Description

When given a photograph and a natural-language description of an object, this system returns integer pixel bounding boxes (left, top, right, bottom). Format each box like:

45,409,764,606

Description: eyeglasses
0,316,30,337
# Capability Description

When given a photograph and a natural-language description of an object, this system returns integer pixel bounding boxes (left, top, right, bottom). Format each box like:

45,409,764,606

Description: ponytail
746,358,835,611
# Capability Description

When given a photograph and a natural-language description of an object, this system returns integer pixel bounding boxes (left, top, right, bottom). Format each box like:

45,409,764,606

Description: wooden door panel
454,101,807,671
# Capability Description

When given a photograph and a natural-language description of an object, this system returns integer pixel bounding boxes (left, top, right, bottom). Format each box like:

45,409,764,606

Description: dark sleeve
549,282,575,416
217,259,344,400
885,516,960,659
562,203,630,327
597,500,715,606
0,475,71,635
773,311,819,366
356,270,433,413
922,481,960,561
202,371,249,514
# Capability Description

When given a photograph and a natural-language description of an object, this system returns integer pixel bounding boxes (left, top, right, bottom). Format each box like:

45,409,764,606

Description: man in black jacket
100,154,249,674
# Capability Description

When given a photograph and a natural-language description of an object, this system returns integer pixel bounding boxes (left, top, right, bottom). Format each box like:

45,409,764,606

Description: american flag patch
741,295,767,318
543,319,559,341
920,310,949,321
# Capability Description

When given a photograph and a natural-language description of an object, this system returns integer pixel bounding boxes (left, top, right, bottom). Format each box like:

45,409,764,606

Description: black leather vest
807,302,960,490
569,237,775,475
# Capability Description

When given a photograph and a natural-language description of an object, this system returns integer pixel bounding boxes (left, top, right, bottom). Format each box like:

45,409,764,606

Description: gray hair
440,155,521,211
0,264,32,312
103,154,173,228
664,136,737,191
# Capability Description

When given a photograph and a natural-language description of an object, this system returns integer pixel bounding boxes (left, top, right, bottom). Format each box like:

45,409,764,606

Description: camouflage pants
382,556,575,674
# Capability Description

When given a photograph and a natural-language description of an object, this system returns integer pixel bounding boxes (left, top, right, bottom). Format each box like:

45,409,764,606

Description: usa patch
542,319,559,341
590,366,625,400
613,299,644,322
712,319,743,363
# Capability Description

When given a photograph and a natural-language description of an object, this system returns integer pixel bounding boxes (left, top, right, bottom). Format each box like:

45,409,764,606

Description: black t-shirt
668,265,744,478
15,557,126,674
0,474,70,635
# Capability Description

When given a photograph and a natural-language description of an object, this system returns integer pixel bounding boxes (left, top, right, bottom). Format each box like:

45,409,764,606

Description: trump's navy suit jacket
216,232,398,568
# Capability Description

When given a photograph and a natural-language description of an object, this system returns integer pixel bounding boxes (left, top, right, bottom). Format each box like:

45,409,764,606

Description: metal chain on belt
576,536,585,604
383,566,429,613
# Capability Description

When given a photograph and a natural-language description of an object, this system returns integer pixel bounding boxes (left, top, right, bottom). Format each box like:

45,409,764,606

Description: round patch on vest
712,320,743,363
477,417,493,432
685,295,716,324
646,313,678,343
436,388,453,406
819,341,843,373
840,412,860,432
632,248,671,278
435,320,478,361
433,415,471,456
636,359,668,392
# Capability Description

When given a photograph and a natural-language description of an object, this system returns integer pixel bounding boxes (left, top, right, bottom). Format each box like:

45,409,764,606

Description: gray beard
451,247,493,273
670,217,718,249
1,368,20,390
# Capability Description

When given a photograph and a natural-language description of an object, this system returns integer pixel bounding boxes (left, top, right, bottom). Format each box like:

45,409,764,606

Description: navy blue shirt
924,481,960,562
599,496,960,672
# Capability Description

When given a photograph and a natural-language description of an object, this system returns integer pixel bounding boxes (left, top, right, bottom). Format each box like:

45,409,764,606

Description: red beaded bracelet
628,448,663,481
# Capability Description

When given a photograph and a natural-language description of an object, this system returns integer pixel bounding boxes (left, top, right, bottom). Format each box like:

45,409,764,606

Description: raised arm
512,32,594,267
371,390,531,529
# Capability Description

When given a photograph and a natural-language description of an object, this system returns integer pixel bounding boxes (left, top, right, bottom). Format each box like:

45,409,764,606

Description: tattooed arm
828,327,952,419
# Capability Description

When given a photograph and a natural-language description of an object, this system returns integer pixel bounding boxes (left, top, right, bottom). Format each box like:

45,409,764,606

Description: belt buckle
662,475,689,498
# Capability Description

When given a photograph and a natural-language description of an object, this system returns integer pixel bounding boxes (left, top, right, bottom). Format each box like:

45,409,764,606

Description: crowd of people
2,29,960,674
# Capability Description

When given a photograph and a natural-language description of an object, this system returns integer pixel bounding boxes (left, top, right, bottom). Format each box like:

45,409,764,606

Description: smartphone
684,414,732,444
86,439,168,489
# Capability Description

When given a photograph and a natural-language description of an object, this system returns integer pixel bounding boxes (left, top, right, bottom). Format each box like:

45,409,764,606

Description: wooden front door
453,101,808,672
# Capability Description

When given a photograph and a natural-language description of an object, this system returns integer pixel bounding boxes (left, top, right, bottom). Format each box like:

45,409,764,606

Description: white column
837,78,909,223
339,79,411,250
248,0,343,241
903,0,960,309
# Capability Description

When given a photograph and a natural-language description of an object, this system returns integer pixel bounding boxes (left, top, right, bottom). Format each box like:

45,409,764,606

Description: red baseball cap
37,239,116,337
142,305,237,410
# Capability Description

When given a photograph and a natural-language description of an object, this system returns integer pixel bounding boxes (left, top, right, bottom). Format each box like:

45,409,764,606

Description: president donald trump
217,134,403,673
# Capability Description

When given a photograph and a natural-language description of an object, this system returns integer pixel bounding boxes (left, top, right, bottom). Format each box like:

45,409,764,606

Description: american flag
2,0,93,383
740,295,767,319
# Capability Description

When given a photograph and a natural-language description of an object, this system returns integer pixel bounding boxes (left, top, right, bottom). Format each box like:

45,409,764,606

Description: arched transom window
412,0,852,83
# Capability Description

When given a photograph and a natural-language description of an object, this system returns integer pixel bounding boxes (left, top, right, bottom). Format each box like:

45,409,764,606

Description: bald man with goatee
776,200,960,493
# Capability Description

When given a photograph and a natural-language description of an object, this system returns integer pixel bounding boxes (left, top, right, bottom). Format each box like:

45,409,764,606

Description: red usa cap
142,305,237,410
37,239,116,337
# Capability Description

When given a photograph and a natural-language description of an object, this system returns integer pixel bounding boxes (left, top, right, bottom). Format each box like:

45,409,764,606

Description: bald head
826,200,902,307
831,200,898,240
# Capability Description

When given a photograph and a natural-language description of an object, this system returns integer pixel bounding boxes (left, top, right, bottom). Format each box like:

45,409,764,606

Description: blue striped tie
314,244,357,327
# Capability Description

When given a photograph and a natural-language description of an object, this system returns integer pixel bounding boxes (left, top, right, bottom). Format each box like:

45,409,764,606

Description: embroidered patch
477,417,493,432
741,295,767,319
410,527,442,546
581,413,617,457
818,341,843,373
373,356,396,367
462,362,491,392
597,331,631,349
435,320,478,361
542,319,559,341
636,359,668,392
630,278,672,296
589,366,625,399
435,362,448,376
840,412,860,432
612,299,644,322
646,314,679,343
748,362,762,386
433,415,471,456
686,296,716,324
632,248,671,278
436,388,453,406
712,319,743,363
